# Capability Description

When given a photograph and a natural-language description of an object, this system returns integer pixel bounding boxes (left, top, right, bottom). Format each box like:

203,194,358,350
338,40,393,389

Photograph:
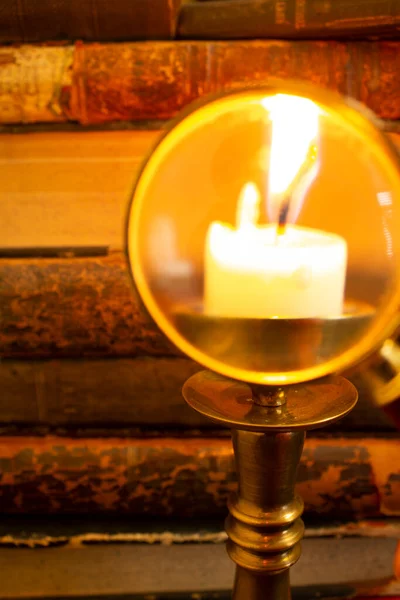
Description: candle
204,95,348,319
204,188,347,318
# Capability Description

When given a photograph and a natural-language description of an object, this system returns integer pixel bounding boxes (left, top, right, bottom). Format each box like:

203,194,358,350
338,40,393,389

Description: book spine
0,356,394,431
0,129,399,252
0,357,205,427
0,435,398,517
1,41,400,125
178,0,400,40
0,0,181,43
0,252,174,358
0,129,158,249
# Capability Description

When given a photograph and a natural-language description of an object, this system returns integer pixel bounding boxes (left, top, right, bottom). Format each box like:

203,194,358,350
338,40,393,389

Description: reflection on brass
355,331,400,428
252,386,286,407
183,370,358,600
175,300,374,375
362,335,400,407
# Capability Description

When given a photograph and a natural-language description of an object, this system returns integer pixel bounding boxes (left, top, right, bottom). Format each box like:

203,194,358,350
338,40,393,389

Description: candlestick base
183,370,358,431
183,370,358,600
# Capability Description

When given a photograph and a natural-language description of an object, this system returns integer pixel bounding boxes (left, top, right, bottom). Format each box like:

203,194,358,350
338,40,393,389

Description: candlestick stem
227,427,304,600
233,567,290,600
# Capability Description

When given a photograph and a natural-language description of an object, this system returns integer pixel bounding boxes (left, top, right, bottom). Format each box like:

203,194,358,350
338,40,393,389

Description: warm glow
261,94,320,225
205,94,346,320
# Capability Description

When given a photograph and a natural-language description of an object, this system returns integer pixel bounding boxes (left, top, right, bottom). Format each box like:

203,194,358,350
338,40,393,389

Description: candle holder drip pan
173,300,374,375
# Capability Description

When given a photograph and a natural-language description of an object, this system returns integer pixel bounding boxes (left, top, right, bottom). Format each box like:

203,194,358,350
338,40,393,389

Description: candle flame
236,182,260,229
261,94,320,231
208,182,262,268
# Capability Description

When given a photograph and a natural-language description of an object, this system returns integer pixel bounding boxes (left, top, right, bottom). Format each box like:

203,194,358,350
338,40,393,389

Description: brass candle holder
126,81,400,600
183,370,356,600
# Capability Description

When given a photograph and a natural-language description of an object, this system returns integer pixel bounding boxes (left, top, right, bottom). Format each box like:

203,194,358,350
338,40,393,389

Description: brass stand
183,371,358,600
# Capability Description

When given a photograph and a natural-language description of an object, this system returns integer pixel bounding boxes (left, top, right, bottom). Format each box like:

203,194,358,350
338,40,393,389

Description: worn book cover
1,41,400,125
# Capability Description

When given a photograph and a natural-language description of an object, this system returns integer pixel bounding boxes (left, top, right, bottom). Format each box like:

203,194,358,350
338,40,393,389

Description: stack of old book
0,1,400,598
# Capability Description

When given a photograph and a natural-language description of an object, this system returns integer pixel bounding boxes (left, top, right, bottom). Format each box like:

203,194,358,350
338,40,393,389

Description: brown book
0,252,172,359
0,356,395,431
0,434,398,518
1,41,400,125
179,0,400,40
0,0,182,43
0,357,205,428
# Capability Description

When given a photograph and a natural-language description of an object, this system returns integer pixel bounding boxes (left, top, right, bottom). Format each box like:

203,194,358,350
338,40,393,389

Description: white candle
204,206,347,319
204,94,348,319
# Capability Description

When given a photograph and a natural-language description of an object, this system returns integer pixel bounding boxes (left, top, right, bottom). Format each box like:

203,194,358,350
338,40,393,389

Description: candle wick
273,141,318,239
277,197,290,237
277,223,286,236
